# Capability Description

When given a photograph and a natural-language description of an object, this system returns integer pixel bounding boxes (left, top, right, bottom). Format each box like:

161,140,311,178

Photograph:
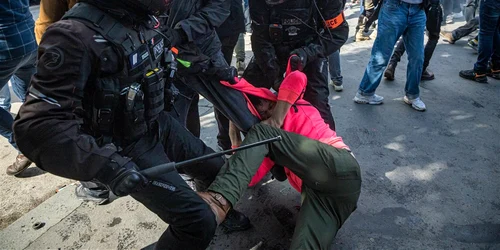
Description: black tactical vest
63,3,167,145
257,0,319,46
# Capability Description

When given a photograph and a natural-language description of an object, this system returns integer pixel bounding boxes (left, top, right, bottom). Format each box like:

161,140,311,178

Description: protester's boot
198,191,231,225
441,31,455,44
384,63,397,81
6,154,32,176
421,68,435,81
221,209,252,233
355,16,370,42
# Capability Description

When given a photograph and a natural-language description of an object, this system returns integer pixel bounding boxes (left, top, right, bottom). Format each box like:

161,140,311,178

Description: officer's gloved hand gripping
96,159,149,197
289,44,323,72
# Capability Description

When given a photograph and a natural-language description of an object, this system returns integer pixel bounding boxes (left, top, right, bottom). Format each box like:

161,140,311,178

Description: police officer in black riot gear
243,0,349,131
164,0,260,140
13,0,251,248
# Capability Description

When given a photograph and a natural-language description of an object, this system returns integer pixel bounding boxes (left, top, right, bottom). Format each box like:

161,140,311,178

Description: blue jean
328,50,343,84
358,0,426,99
0,50,37,149
474,0,500,72
0,84,11,111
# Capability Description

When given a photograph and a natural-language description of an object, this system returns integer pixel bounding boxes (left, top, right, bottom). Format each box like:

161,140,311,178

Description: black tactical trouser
124,112,224,250
216,34,242,150
169,82,201,138
452,17,479,41
243,56,336,131
172,51,259,136
389,4,442,71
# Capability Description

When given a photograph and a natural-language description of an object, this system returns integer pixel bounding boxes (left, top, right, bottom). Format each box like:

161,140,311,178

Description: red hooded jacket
220,70,349,193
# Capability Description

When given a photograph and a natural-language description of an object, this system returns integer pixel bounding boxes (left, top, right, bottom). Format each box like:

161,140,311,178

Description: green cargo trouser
209,124,362,250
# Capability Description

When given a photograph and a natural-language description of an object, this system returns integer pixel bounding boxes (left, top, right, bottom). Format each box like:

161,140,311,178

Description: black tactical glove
270,164,287,182
216,66,238,84
289,48,308,72
97,161,149,197
165,28,188,47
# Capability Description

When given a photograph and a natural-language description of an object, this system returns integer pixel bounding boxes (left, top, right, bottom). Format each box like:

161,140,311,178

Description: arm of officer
174,0,231,42
14,23,130,181
291,0,348,63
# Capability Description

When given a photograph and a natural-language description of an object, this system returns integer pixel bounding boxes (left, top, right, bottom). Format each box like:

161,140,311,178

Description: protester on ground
13,0,253,249
354,0,428,111
0,0,37,176
199,70,361,250
385,0,442,81
243,0,349,131
459,0,500,83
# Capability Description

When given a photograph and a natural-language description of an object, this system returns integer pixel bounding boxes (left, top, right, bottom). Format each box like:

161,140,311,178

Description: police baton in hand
140,136,282,178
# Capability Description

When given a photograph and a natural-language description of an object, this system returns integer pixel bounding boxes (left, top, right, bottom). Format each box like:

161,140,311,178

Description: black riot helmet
123,0,173,16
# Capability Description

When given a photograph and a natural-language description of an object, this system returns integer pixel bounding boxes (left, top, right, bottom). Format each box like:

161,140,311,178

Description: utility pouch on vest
269,24,283,44
92,77,120,143
143,68,165,125
122,82,147,142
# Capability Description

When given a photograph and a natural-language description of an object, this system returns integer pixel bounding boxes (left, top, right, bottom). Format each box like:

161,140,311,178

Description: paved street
0,4,499,250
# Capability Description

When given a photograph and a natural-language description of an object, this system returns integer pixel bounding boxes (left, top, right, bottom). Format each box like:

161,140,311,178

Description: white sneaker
446,15,454,24
404,96,426,111
330,80,343,92
353,92,384,105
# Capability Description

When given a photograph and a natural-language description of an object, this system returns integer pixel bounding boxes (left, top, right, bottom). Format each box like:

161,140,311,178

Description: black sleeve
174,0,231,42
13,22,129,181
303,0,349,59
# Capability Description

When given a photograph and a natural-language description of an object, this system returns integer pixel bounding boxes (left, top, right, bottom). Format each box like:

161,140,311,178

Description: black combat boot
384,63,397,81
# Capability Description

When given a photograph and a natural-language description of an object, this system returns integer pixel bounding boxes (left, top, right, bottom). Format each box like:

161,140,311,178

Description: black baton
140,136,282,178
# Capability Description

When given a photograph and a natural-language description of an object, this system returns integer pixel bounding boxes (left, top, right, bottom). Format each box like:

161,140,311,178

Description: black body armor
63,3,170,144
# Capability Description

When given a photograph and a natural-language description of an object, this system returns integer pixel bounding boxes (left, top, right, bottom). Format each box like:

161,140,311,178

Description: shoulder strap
63,2,140,56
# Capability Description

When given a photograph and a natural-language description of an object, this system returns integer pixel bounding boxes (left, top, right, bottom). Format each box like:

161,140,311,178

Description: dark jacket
216,0,245,37
167,0,230,59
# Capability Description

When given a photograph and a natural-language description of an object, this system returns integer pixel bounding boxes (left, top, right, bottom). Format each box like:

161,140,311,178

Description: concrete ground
1,4,500,250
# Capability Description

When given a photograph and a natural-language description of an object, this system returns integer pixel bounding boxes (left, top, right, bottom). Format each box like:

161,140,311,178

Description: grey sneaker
404,96,426,111
75,184,110,205
330,80,343,92
353,92,384,105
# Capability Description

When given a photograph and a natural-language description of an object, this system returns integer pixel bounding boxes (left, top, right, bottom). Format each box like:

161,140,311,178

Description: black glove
165,28,188,47
270,164,287,182
97,161,149,197
289,48,308,72
216,66,238,84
